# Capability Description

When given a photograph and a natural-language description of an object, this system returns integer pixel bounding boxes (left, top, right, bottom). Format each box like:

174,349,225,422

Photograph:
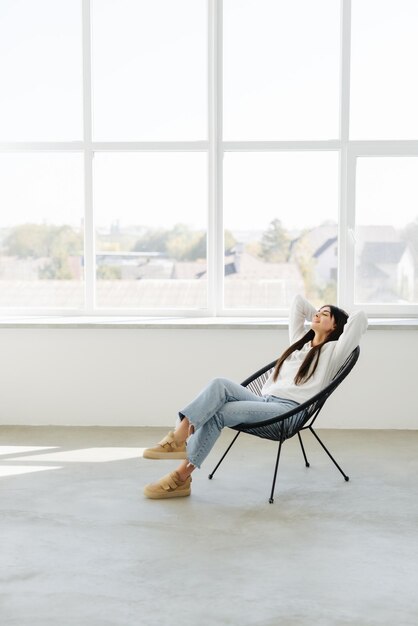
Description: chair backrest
237,346,360,441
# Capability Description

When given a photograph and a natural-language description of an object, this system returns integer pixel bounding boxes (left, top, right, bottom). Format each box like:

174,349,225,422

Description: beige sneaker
144,471,192,499
143,431,187,460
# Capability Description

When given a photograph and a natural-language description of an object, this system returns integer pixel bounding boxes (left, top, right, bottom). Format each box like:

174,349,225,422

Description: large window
1,0,417,316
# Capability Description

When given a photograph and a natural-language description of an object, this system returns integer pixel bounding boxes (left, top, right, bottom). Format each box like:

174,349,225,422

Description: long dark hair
272,305,349,385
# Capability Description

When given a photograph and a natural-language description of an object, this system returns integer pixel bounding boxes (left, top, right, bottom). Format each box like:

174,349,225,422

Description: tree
4,223,83,280
133,224,236,262
289,231,318,301
5,223,50,258
187,232,206,261
259,218,291,262
4,224,82,259
133,228,169,254
165,224,202,261
38,256,73,280
224,230,237,253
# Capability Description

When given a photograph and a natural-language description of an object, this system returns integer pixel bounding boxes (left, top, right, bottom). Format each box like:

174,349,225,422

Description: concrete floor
0,426,417,626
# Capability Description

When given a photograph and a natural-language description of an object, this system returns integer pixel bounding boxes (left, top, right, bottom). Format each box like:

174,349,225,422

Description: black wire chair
208,346,360,503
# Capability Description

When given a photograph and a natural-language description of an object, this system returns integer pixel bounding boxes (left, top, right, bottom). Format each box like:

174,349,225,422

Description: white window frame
0,0,417,318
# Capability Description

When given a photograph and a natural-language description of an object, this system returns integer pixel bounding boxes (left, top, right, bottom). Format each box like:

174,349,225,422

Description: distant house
96,251,173,279
221,249,305,308
174,247,305,308
290,224,338,288
357,240,415,302
296,224,415,303
354,226,415,302
313,236,338,284
84,246,305,308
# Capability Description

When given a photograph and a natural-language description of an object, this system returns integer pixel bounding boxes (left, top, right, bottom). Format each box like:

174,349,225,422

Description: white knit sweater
261,295,368,404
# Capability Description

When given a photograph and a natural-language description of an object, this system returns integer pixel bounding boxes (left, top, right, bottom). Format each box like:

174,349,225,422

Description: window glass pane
223,152,339,309
0,154,84,308
355,157,418,304
223,0,340,140
0,0,82,141
91,0,207,141
350,0,418,139
94,153,207,309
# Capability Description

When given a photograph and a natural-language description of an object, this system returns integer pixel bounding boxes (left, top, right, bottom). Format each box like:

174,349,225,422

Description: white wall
0,327,416,429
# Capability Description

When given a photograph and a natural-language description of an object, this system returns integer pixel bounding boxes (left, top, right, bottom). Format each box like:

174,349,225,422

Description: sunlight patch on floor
16,447,146,463
0,465,62,478
0,446,58,457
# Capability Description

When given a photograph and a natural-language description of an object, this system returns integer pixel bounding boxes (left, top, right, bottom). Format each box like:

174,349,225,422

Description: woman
143,295,368,499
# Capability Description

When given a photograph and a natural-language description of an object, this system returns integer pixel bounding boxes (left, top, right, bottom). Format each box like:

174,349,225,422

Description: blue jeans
179,377,299,469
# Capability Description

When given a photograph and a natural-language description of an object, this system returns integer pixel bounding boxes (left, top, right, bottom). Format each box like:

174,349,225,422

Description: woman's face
311,306,336,336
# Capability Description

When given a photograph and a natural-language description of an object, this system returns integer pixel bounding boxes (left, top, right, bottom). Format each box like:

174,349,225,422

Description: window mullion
338,0,353,310
208,0,223,316
82,0,95,313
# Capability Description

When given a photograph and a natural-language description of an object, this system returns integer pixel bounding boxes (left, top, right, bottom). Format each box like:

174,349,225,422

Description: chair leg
309,427,349,481
297,432,310,467
208,431,241,480
269,439,283,504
